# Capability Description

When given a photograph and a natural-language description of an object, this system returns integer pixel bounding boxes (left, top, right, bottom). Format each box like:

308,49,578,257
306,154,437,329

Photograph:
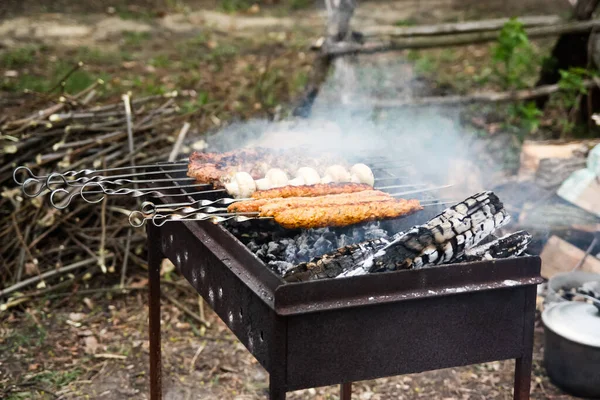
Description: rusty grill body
145,166,542,400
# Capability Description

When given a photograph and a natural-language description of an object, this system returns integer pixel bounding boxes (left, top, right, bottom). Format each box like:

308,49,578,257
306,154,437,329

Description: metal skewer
388,184,454,197
48,182,222,209
129,197,458,228
44,168,192,189
128,211,265,228
13,161,188,186
136,182,442,215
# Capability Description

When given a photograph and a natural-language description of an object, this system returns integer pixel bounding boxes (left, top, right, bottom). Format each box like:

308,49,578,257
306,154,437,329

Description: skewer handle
128,211,263,227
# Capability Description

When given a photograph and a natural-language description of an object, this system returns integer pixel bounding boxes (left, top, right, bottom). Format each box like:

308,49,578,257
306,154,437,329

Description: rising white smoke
200,55,498,201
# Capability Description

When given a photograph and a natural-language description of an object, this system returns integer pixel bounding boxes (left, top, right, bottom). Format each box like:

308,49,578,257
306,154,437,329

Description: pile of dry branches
0,74,191,308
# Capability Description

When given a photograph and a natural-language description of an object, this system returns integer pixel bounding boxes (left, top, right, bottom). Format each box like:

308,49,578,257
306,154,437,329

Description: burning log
462,231,532,262
365,191,510,272
284,191,515,281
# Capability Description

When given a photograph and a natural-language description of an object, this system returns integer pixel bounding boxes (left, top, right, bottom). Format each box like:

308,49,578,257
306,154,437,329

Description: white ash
232,222,390,276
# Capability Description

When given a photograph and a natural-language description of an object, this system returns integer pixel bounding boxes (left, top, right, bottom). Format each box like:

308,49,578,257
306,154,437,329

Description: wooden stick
361,15,563,38
189,342,207,374
120,93,136,286
345,80,597,108
48,61,84,94
162,291,210,328
0,255,114,298
322,19,600,55
168,122,191,162
99,158,108,274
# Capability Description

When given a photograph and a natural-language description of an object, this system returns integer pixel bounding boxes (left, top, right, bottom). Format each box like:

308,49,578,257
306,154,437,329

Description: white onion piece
324,165,351,182
288,177,305,186
296,167,320,185
350,163,375,186
224,181,240,198
351,174,361,184
233,172,256,198
255,178,271,191
265,168,289,187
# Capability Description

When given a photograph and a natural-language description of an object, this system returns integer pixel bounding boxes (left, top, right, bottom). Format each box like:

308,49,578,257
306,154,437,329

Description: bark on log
535,157,587,189
362,15,563,38
574,0,600,20
342,80,597,109
322,20,600,56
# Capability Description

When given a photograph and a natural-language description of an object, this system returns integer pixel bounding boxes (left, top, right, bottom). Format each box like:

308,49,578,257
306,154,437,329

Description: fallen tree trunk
321,19,600,55
362,15,563,38
344,80,597,108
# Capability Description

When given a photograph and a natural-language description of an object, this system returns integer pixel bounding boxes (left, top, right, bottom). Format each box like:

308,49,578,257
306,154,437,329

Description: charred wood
461,231,532,262
283,238,389,282
284,191,514,282
366,191,510,273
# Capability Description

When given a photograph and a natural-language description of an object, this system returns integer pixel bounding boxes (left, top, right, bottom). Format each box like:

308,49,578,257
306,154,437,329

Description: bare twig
189,341,207,374
168,122,191,162
0,255,114,298
198,296,206,325
48,61,84,94
162,291,211,328
99,159,108,274
572,236,599,271
120,93,136,287
12,215,34,281
361,15,563,37
346,80,597,108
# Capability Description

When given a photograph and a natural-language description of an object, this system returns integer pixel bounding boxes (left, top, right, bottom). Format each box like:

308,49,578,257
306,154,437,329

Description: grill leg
340,382,352,400
148,225,162,400
513,286,536,400
268,378,286,400
514,356,532,400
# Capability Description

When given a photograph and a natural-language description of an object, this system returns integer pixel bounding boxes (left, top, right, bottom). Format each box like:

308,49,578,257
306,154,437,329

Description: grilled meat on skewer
260,191,393,216
251,183,371,200
227,189,392,213
273,199,422,230
188,148,376,198
187,149,350,186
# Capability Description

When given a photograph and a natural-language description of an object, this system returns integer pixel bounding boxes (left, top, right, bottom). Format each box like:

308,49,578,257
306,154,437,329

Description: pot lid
542,301,600,348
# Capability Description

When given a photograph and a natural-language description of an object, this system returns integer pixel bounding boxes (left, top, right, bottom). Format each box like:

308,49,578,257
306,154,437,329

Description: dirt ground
0,285,579,400
0,0,586,399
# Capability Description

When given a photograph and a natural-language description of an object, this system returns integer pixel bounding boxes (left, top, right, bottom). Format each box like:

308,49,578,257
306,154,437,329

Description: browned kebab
271,199,422,229
225,190,422,229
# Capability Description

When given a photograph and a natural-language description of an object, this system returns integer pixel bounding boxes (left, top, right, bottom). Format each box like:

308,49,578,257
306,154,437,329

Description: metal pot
542,301,600,398
546,271,600,306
